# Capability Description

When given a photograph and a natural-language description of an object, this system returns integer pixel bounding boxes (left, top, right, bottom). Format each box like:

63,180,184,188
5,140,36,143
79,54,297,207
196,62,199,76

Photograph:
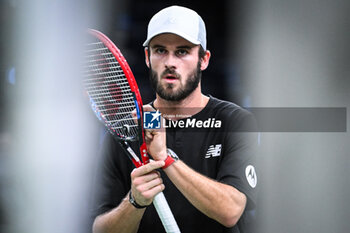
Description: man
92,5,258,233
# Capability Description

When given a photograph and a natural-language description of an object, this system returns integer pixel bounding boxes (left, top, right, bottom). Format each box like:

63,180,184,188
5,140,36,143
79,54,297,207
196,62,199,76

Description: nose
164,53,177,69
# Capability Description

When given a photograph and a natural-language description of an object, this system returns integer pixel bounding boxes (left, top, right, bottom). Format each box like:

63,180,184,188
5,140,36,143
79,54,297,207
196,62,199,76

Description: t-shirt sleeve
216,108,259,210
90,133,133,219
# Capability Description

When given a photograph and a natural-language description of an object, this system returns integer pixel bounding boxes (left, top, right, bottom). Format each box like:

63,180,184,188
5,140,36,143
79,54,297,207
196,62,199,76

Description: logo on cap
168,17,176,24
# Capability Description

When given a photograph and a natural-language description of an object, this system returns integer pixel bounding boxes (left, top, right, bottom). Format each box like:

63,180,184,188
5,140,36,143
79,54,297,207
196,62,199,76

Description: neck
154,86,209,120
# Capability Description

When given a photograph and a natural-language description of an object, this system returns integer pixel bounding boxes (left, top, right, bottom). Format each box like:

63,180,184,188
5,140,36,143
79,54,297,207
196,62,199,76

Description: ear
200,50,211,71
145,48,150,68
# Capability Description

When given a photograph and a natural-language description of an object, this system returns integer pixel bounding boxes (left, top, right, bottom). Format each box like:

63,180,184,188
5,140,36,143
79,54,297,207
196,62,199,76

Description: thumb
143,104,156,112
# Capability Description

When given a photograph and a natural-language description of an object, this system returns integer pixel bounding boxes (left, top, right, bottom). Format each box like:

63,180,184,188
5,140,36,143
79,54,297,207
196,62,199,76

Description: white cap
143,6,207,50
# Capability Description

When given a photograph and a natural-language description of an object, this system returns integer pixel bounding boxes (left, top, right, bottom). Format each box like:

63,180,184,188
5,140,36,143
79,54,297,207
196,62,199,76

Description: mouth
162,74,179,83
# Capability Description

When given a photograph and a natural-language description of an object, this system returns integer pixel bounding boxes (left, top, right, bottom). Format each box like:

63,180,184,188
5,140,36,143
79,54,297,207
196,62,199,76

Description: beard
149,62,202,102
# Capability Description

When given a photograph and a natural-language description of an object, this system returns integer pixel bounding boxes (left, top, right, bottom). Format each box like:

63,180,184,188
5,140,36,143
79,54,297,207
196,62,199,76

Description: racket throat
139,143,149,164
120,141,143,167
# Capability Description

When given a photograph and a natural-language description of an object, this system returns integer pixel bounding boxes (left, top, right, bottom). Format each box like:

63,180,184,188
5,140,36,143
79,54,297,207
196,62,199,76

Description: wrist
128,191,151,209
162,148,179,169
157,150,168,161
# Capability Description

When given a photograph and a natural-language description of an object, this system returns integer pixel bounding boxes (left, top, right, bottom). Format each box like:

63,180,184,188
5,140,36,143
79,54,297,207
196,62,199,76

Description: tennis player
92,5,258,233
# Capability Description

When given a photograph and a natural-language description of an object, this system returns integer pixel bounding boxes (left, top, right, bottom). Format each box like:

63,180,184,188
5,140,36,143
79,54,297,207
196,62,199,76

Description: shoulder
208,96,252,120
208,96,256,132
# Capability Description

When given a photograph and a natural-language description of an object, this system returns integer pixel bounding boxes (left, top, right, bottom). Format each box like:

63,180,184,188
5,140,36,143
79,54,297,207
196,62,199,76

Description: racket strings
84,39,139,139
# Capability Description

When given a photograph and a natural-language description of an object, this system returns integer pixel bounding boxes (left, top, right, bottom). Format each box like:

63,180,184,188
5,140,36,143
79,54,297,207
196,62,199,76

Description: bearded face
149,61,202,102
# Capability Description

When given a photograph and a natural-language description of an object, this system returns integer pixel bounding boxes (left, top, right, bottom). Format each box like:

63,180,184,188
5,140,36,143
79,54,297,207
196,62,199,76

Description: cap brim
143,30,201,48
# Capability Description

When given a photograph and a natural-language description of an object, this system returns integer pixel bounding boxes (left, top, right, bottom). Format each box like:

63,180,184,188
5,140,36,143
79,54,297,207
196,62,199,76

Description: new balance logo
205,144,222,158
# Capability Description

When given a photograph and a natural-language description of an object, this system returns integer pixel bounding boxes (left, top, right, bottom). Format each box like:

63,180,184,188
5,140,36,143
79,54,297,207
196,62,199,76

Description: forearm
164,160,246,227
93,195,145,233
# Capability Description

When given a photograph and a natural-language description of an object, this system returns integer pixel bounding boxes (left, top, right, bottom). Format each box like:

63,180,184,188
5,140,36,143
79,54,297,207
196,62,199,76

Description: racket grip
153,192,181,233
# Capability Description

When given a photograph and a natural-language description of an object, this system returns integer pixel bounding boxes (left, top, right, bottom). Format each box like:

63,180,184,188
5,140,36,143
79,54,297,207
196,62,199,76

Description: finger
145,130,153,142
131,160,165,177
131,182,165,206
136,177,163,193
131,109,136,117
145,126,165,135
141,184,165,200
131,109,138,124
132,171,160,186
143,104,156,112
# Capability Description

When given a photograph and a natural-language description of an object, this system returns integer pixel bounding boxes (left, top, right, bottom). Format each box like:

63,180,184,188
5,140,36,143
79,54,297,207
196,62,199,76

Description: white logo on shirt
205,144,222,158
245,165,257,188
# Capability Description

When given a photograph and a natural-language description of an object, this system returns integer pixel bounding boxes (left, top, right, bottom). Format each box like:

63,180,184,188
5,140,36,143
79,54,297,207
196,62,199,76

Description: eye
155,48,167,55
176,49,189,56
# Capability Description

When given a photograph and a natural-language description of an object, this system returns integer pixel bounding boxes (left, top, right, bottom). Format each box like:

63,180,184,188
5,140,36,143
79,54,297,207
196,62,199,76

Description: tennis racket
84,29,180,233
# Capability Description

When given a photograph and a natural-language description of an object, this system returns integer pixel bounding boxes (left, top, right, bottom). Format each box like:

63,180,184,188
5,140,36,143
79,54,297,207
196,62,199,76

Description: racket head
84,29,144,142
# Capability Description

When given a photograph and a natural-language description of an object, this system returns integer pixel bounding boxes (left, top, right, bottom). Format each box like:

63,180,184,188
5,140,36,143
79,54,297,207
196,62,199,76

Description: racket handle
153,192,181,233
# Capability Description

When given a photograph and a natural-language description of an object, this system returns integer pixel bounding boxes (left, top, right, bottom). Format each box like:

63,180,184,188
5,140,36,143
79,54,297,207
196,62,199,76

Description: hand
130,160,165,206
143,105,167,161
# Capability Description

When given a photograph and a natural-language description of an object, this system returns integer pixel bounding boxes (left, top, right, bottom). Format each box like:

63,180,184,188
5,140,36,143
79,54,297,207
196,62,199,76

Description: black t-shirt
91,96,259,233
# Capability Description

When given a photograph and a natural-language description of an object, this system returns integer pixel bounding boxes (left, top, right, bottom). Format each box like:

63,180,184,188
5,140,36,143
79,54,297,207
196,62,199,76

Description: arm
92,196,145,233
163,160,247,228
93,160,165,233
145,125,247,228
